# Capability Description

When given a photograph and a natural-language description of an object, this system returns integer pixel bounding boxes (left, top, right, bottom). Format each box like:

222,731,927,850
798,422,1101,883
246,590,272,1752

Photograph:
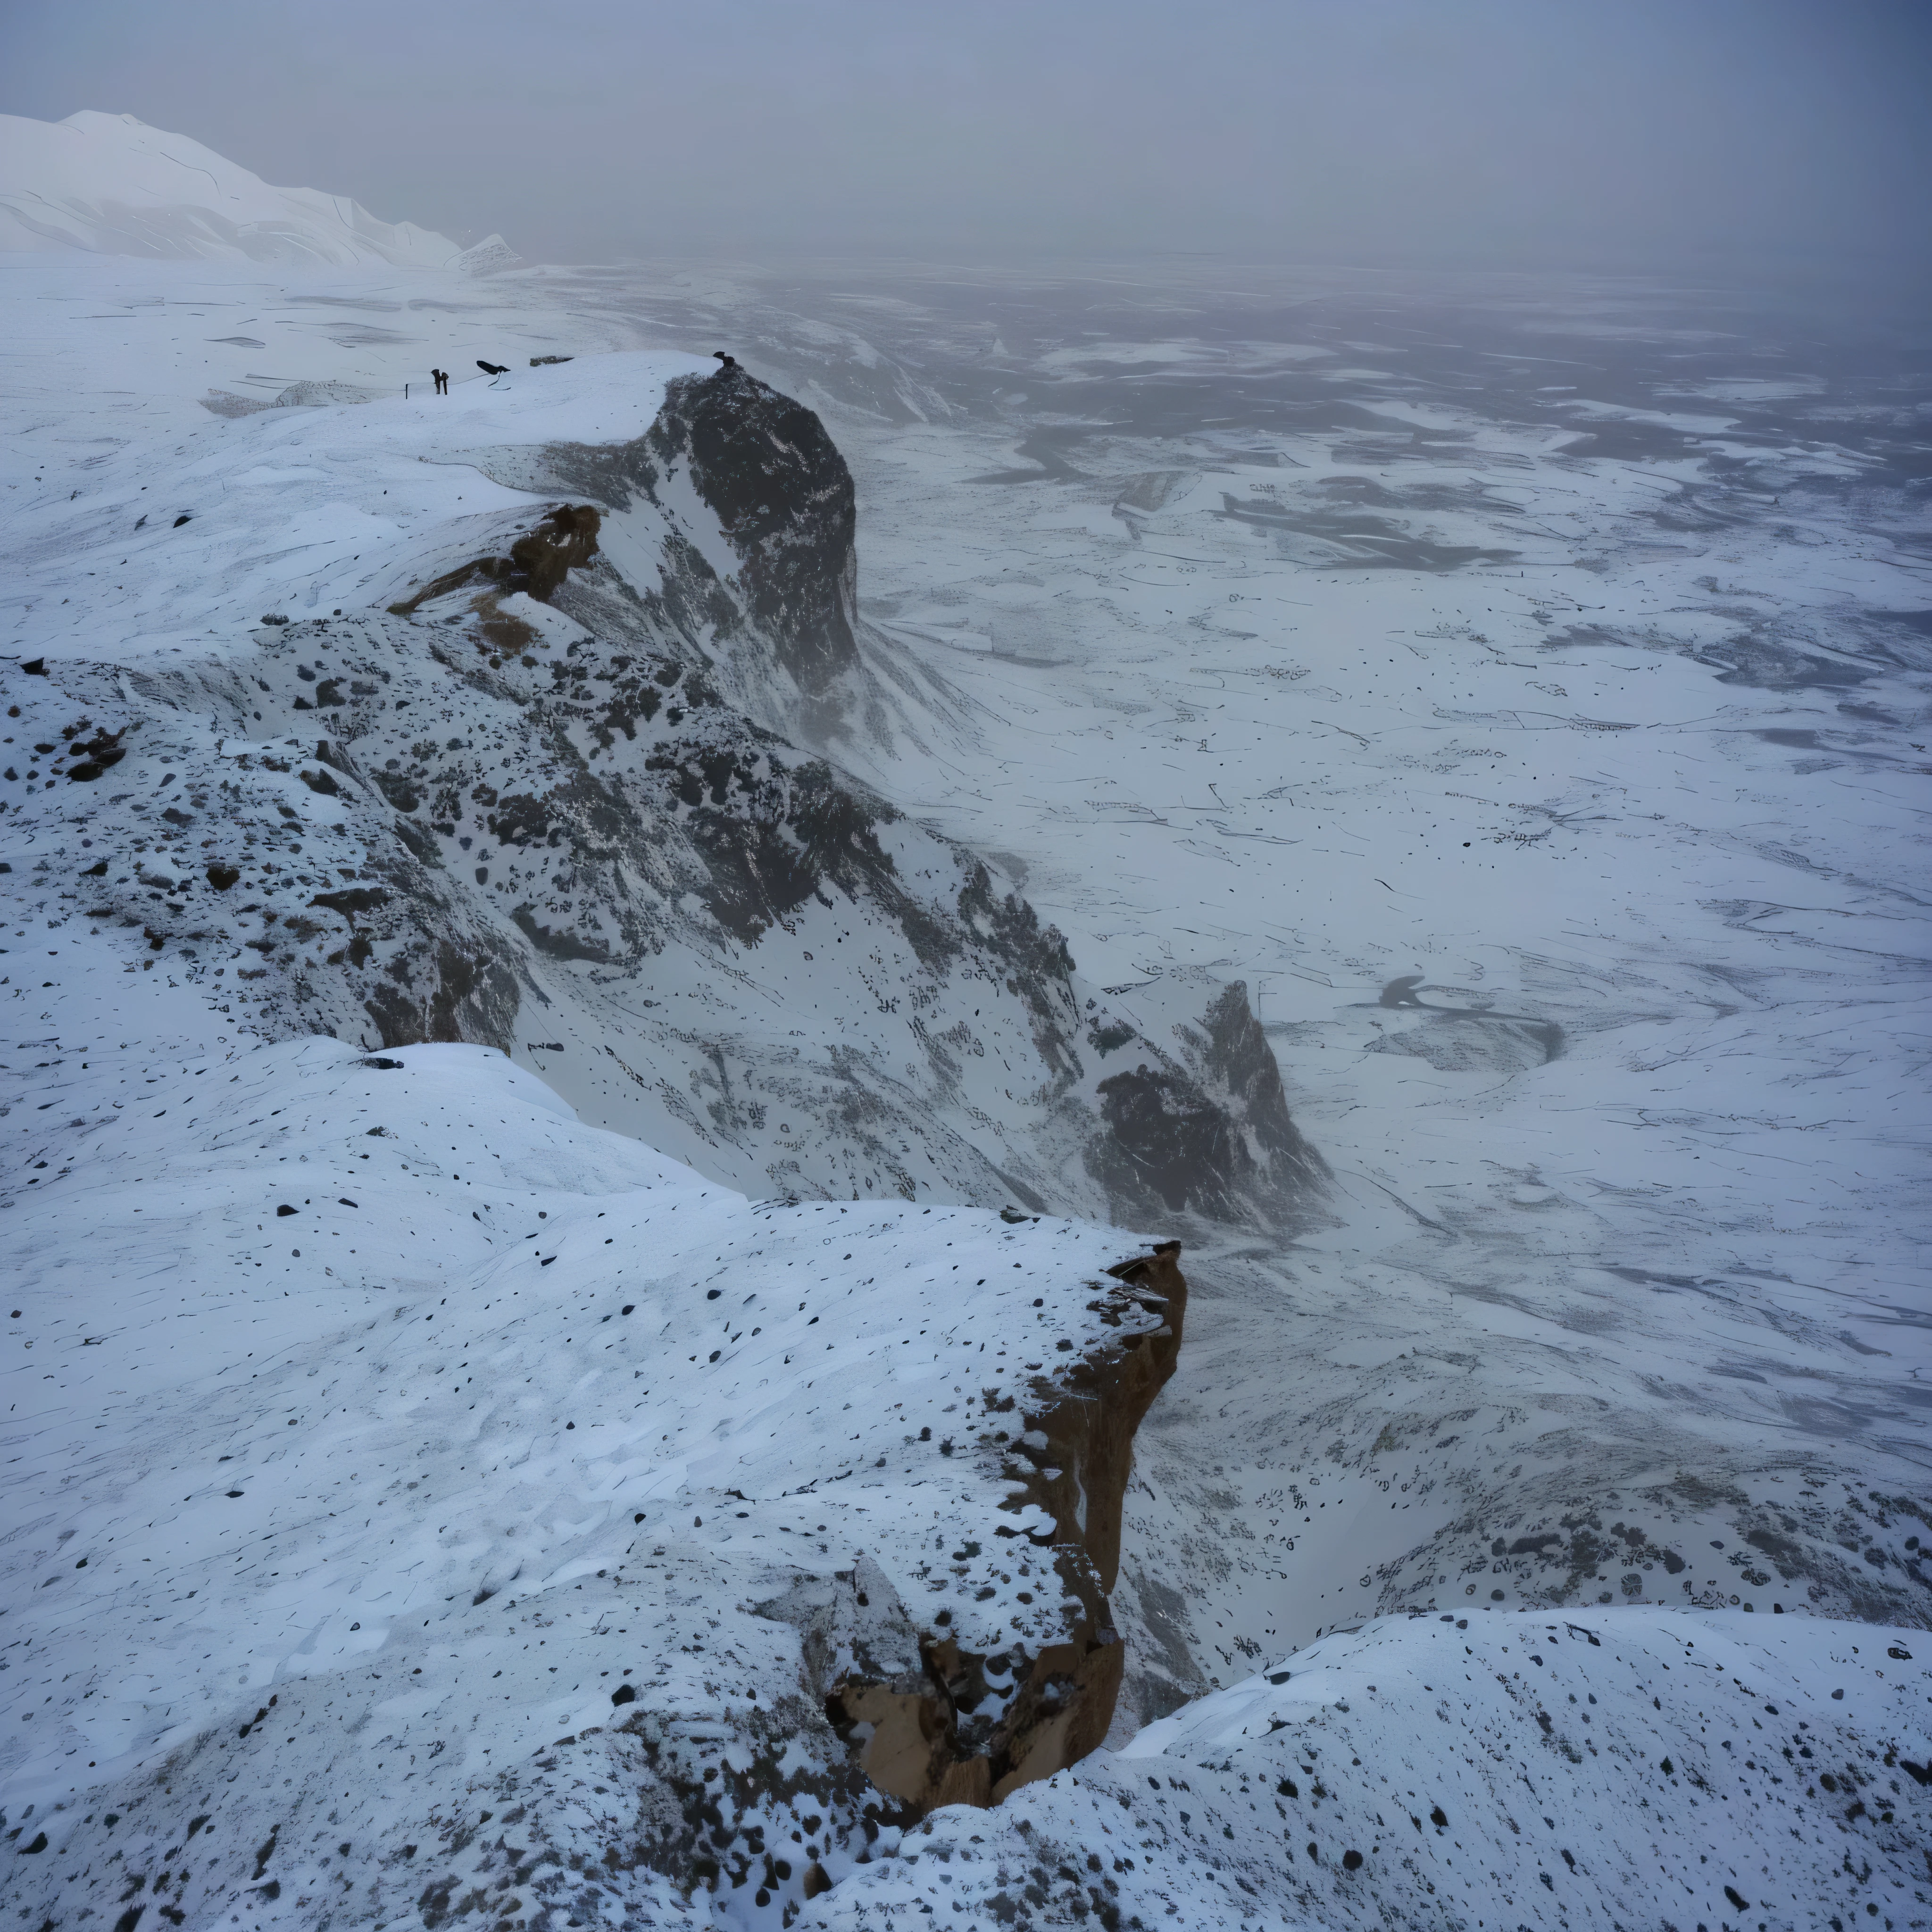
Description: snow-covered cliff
3,346,1324,1232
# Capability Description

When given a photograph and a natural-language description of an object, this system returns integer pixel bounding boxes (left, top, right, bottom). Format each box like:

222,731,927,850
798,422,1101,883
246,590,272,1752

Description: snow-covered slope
8,345,710,657
6,979,1924,1928
816,1607,1932,1930
0,112,500,268
1,942,1192,1923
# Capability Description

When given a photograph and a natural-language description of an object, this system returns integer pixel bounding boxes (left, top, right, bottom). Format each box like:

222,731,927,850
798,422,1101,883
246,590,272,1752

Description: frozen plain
2,125,1930,1932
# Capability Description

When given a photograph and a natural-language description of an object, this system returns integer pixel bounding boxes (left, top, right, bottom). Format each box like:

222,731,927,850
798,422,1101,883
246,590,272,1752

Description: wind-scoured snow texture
0,957,1183,1925
0,341,1322,1231
802,1608,1932,1932
0,111,495,268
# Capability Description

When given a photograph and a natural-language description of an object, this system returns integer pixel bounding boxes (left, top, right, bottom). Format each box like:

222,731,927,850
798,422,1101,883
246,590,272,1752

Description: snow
818,1607,1932,1930
0,112,484,268
2,994,1130,1748
3,941,1160,1923
3,132,1929,1930
4,340,709,660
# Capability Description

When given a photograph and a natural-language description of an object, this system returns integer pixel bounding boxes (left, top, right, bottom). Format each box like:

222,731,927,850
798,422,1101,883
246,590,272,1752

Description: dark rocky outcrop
53,613,1322,1231
1088,983,1327,1229
453,369,872,749
646,370,860,699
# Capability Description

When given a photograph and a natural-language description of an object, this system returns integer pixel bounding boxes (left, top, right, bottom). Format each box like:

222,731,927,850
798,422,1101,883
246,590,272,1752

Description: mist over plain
4,0,1931,295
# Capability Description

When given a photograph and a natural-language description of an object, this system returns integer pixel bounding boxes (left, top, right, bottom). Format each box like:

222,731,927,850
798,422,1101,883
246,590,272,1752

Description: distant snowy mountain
0,110,511,269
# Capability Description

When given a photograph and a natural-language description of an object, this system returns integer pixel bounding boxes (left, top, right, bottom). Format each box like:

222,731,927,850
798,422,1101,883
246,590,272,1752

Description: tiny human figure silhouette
432,368,449,394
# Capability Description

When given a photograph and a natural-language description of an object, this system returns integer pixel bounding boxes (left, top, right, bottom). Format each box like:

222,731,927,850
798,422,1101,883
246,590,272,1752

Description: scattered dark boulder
311,886,390,920
66,724,126,781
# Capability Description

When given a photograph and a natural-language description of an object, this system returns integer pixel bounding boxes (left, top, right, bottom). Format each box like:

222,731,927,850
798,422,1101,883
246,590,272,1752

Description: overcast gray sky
5,0,1928,284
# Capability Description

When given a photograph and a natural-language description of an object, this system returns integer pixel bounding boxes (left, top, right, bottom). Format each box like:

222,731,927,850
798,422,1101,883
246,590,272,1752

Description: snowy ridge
0,112,491,268
5,348,710,658
0,337,1323,1231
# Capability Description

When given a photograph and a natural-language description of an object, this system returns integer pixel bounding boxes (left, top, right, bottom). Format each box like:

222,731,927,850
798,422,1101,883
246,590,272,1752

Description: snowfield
3,116,1929,1931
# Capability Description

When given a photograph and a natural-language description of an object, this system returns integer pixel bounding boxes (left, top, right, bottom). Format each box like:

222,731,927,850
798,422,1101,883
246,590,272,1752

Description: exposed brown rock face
384,503,603,616
823,1241,1188,1815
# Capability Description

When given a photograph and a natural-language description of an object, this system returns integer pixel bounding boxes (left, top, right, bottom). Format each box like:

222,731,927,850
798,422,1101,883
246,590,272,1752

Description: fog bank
3,0,1929,291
